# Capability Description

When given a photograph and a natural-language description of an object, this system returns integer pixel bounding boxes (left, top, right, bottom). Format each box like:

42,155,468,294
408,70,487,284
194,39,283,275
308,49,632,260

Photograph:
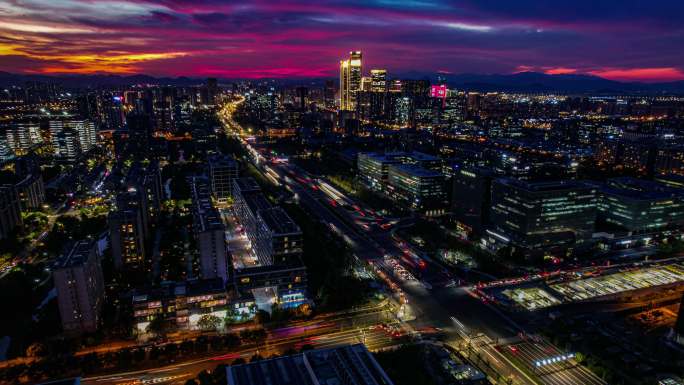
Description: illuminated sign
430,84,447,99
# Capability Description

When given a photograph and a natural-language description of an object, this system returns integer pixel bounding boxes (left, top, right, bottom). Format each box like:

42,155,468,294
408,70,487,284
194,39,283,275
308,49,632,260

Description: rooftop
244,192,272,216
227,344,394,385
258,206,301,235
234,177,261,193
495,178,592,193
53,240,95,270
601,177,684,201
389,163,443,178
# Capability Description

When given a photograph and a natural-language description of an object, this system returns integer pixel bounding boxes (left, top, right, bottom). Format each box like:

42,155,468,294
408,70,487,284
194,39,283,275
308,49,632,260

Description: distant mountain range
2,70,684,94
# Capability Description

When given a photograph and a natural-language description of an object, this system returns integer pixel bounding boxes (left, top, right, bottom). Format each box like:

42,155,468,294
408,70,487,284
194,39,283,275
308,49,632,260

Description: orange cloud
0,44,188,74
544,67,576,75
589,67,684,82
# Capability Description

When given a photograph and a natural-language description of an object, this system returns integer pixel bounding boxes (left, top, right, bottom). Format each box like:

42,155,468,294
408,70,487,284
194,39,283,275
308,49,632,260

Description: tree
240,328,267,344
146,316,167,337
254,309,270,325
223,333,241,348
197,314,222,332
26,342,47,358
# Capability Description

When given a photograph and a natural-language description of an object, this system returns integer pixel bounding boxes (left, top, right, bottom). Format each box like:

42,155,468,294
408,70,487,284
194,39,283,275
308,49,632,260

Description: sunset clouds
1,0,683,81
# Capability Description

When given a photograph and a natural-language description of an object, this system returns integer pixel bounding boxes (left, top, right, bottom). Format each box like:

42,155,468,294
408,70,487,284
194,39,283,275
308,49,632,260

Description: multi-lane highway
84,323,410,385
176,102,602,384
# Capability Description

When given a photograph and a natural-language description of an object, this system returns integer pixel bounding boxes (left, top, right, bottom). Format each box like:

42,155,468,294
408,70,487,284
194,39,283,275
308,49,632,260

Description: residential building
191,177,229,282
109,191,148,270
53,240,104,334
0,185,22,239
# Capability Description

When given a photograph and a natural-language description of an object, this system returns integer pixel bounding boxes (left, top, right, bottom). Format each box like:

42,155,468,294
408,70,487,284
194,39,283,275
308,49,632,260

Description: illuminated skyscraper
361,76,372,92
370,69,387,92
339,51,362,110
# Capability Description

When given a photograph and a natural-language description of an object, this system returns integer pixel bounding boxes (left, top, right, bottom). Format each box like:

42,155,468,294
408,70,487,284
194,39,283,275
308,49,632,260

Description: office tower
387,164,446,215
324,80,336,109
339,51,362,111
361,76,372,92
208,155,238,204
452,166,495,237
489,179,597,256
227,344,395,385
206,77,218,106
191,177,228,282
0,186,21,239
597,177,684,232
53,240,104,334
109,191,148,270
370,69,387,92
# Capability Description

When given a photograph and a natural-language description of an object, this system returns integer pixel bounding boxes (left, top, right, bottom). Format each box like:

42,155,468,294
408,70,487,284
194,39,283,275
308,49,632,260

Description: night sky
1,0,683,82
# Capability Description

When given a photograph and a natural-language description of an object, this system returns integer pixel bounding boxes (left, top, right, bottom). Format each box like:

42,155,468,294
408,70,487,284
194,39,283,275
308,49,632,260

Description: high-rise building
3,121,42,156
360,76,372,92
339,51,362,111
49,119,97,156
0,186,22,239
53,240,104,334
15,173,46,211
152,87,175,131
324,80,336,109
370,69,387,92
191,177,229,282
208,155,238,204
207,78,218,105
452,166,495,237
109,191,148,270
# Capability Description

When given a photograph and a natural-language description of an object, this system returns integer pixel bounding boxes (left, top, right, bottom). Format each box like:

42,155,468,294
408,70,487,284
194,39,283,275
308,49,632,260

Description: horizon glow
0,0,683,82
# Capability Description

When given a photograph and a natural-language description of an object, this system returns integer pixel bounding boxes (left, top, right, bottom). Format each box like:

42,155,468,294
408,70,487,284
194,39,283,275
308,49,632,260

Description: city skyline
0,0,683,82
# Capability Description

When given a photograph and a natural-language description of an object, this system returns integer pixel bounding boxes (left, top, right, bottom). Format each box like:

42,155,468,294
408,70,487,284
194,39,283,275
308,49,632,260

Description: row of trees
2,329,269,383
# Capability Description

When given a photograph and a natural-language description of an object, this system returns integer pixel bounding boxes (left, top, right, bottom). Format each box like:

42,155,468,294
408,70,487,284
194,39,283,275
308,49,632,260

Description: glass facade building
489,178,597,253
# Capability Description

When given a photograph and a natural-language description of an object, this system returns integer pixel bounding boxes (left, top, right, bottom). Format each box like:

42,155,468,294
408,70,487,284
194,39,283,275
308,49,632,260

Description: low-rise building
226,344,394,385
386,164,446,215
487,178,597,258
132,278,227,333
597,177,684,233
